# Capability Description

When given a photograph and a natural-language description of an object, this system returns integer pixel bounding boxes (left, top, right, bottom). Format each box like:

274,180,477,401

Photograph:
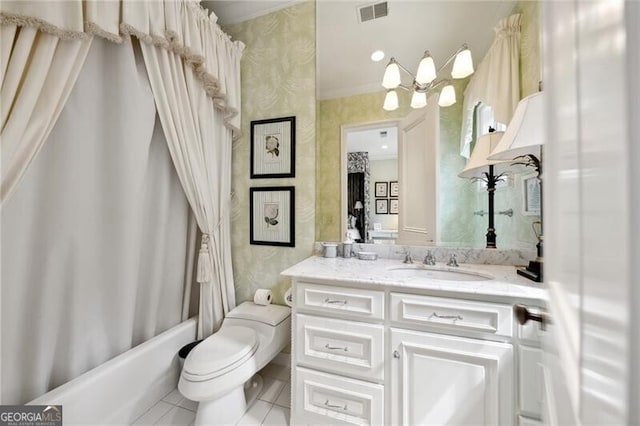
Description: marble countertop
282,256,547,304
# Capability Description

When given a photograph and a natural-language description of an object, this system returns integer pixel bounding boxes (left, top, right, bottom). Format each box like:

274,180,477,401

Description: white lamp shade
410,91,427,109
488,92,544,160
438,84,456,107
382,60,401,89
415,54,436,85
459,131,512,178
451,48,474,79
383,90,399,111
354,201,364,209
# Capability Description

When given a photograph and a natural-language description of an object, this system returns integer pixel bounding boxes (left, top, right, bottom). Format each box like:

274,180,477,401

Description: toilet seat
182,326,258,382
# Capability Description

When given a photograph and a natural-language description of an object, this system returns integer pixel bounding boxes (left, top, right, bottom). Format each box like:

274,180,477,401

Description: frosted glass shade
488,92,544,161
438,84,456,107
415,54,436,85
382,60,401,89
459,131,511,178
451,48,474,79
410,91,427,109
383,90,399,111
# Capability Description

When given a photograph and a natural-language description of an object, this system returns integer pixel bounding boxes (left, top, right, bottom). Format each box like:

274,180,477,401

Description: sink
388,266,493,282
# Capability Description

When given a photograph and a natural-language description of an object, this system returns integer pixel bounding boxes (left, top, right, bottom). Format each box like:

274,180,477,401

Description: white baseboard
271,351,291,368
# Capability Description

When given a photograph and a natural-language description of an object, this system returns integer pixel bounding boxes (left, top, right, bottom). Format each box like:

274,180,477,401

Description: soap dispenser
342,234,354,258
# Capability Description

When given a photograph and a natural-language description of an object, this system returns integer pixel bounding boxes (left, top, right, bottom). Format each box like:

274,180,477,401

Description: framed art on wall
250,116,296,178
389,198,399,214
522,173,541,215
375,181,388,197
375,199,388,214
250,186,295,247
389,181,399,197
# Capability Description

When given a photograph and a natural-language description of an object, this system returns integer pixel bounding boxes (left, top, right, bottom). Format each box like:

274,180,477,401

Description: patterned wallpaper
224,1,316,305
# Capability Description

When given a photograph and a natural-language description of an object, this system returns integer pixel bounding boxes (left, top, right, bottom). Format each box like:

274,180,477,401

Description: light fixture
380,44,474,111
354,201,364,210
488,91,544,282
459,130,512,248
371,50,385,62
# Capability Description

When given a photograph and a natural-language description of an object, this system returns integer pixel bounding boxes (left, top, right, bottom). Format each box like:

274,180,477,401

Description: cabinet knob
514,304,551,331
393,350,400,359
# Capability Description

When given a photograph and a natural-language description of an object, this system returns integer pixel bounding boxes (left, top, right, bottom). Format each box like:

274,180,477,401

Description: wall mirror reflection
317,0,542,250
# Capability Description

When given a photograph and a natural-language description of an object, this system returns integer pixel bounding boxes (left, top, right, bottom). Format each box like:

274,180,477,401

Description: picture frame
389,181,399,197
522,174,541,216
250,186,295,247
389,198,399,215
375,198,388,214
375,181,388,198
250,116,296,178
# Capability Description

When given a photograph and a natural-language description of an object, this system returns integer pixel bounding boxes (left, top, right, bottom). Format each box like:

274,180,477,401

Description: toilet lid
183,326,258,379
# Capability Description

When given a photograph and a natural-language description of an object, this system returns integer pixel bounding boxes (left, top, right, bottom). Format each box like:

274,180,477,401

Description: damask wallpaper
224,1,316,305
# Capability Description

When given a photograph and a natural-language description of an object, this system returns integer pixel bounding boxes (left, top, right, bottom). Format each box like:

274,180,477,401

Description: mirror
318,1,542,250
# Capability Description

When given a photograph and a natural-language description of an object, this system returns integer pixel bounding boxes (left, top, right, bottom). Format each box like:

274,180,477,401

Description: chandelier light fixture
381,44,474,111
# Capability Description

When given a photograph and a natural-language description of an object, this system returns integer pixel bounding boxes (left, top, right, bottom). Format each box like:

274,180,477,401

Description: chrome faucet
403,251,413,264
447,253,459,267
423,251,436,265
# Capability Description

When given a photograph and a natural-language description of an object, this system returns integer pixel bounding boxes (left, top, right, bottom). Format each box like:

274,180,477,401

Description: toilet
179,302,291,425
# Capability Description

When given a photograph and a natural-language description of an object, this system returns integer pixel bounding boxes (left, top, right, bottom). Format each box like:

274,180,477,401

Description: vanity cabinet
288,273,545,426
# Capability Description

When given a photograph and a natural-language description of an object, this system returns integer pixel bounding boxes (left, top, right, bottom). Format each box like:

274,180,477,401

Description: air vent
380,131,388,138
358,2,388,23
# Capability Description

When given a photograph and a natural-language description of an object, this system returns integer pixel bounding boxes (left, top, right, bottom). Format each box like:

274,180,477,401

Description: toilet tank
227,302,290,326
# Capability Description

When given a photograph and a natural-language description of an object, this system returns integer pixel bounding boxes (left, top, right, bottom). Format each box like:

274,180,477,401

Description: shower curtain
1,38,192,405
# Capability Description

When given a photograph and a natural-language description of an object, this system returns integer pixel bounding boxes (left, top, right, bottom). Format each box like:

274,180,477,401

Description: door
390,328,513,425
541,1,639,425
397,94,438,245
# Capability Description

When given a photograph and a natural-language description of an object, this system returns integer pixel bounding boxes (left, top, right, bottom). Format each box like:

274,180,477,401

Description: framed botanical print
389,198,399,214
375,198,388,214
522,173,541,216
375,181,388,198
250,186,295,247
250,116,296,178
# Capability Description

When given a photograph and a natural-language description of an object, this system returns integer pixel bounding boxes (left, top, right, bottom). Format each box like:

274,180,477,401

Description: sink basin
388,266,493,282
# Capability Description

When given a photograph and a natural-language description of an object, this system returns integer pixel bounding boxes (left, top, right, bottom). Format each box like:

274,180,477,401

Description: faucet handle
423,251,436,265
403,251,413,264
447,253,459,267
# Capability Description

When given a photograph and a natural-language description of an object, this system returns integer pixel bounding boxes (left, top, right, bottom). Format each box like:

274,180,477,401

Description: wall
369,159,398,230
224,2,316,305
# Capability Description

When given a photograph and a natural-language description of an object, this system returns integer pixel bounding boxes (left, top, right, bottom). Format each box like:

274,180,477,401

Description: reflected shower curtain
1,38,191,404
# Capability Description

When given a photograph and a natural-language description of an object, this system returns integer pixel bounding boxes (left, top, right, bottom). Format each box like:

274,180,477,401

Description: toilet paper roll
253,289,272,306
284,288,293,307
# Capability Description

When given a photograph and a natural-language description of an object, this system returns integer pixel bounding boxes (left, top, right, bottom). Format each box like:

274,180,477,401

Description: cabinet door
390,328,513,426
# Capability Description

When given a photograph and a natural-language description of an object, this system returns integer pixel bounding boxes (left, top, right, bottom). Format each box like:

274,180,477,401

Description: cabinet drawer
296,282,384,320
294,367,384,426
296,314,384,381
519,345,543,418
390,293,513,338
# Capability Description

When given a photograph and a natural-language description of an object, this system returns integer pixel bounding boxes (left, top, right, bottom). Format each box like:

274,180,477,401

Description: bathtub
29,318,197,425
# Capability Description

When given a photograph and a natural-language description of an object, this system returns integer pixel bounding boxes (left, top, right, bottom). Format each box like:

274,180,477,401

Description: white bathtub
29,318,197,425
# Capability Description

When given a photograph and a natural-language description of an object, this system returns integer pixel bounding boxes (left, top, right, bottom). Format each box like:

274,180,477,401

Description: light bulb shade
382,60,401,89
459,131,512,178
354,201,364,210
383,90,399,111
438,84,456,107
415,54,436,85
410,91,427,109
451,48,474,79
488,92,544,161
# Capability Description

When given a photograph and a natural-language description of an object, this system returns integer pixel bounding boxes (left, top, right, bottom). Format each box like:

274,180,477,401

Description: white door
390,328,513,425
397,94,438,245
541,1,639,425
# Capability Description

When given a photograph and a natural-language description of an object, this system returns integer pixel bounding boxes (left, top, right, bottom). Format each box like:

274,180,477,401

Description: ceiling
202,1,516,100
347,126,398,160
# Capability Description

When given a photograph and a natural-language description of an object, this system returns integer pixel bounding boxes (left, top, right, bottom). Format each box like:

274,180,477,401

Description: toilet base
194,375,264,426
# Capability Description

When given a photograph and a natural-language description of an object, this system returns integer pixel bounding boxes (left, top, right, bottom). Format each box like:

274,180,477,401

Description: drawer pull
430,312,463,321
324,298,348,305
325,343,348,352
324,399,348,410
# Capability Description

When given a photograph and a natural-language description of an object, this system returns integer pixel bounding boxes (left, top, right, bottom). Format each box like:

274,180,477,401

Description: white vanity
282,256,546,426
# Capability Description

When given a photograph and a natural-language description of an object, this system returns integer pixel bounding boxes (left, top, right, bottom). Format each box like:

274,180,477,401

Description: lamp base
517,260,543,283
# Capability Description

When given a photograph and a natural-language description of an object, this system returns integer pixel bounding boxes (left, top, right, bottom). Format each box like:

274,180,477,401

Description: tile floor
131,362,291,426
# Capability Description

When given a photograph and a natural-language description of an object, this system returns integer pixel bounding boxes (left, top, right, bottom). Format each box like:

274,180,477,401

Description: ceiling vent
380,131,388,138
357,2,388,23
